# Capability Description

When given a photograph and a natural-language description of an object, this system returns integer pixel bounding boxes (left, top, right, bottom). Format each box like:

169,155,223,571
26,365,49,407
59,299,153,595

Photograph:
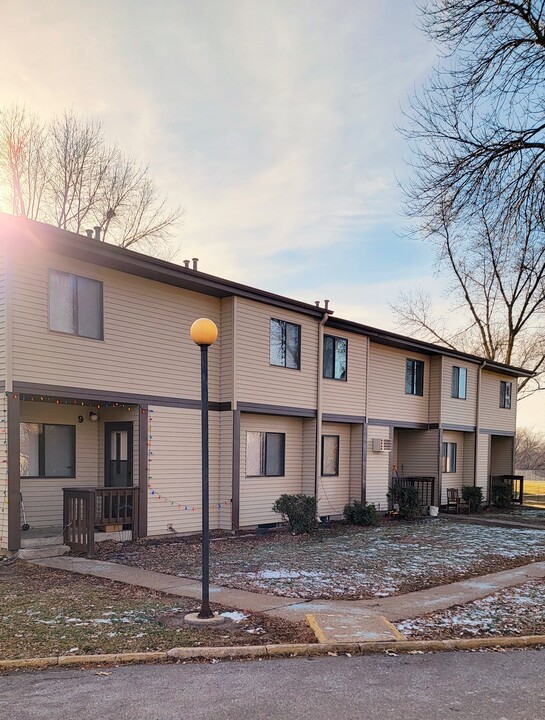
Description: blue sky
2,1,540,427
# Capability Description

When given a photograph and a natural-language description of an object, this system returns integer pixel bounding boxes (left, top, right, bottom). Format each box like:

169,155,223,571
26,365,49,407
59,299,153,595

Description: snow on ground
98,519,545,600
396,580,545,639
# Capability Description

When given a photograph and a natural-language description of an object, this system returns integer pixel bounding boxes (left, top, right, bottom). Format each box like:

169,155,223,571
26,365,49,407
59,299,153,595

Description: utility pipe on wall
315,309,330,513
474,360,486,489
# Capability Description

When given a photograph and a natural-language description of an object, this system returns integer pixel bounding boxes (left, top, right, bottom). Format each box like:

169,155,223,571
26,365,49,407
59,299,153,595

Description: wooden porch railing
390,476,436,508
489,475,524,506
63,486,139,557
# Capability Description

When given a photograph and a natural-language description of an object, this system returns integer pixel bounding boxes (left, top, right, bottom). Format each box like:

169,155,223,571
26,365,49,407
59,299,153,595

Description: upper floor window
49,269,103,340
246,431,285,477
20,423,76,478
500,381,512,409
442,442,457,473
451,366,467,399
321,435,340,476
323,335,347,381
405,358,424,396
270,318,301,369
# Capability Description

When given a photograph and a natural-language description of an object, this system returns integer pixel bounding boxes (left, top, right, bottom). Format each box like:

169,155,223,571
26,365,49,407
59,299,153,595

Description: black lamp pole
197,342,213,619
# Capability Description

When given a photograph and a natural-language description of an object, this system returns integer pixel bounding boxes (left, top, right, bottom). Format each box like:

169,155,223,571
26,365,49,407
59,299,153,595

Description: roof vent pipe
192,258,199,270
183,260,190,268
94,226,101,242
86,229,93,238
315,301,320,307
324,299,330,311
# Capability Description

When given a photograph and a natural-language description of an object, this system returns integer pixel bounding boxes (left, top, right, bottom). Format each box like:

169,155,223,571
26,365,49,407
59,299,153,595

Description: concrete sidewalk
31,555,545,625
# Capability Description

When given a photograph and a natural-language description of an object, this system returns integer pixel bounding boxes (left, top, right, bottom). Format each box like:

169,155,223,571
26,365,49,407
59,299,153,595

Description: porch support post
437,428,444,508
231,409,240,530
361,422,368,504
138,404,149,538
7,392,20,552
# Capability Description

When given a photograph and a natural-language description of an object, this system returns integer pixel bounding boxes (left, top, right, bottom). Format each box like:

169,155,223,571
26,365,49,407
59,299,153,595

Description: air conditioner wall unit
372,438,392,452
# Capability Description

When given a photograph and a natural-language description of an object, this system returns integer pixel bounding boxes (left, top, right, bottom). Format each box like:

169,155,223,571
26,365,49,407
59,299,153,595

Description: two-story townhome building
0,215,532,552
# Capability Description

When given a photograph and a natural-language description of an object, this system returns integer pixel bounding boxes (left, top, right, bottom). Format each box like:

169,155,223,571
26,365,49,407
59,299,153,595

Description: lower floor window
442,442,457,473
321,435,340,476
20,423,76,478
246,431,285,477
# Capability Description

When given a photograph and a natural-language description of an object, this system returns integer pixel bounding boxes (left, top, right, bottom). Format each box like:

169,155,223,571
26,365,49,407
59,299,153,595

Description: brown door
105,422,133,487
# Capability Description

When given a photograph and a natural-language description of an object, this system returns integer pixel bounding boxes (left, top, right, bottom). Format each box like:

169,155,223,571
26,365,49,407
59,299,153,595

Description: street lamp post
187,318,223,624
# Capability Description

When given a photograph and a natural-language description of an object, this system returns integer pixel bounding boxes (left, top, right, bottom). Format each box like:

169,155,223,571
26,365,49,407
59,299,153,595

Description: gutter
315,310,330,514
473,360,486,488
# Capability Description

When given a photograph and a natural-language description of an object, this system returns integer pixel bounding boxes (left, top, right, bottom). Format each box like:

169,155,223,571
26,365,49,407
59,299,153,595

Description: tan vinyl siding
0,395,8,549
476,433,490,498
220,297,233,406
442,358,477,427
366,425,391,511
368,344,430,423
239,414,303,527
322,330,366,416
441,430,464,504
396,429,439,477
301,418,316,496
146,406,221,536
490,435,514,476
235,298,318,410
349,424,364,501
428,356,442,425
463,433,475,487
19,402,99,528
318,422,351,517
480,371,517,433
10,246,222,401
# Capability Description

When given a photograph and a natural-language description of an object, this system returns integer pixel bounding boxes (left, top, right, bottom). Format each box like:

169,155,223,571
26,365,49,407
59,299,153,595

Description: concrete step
306,612,406,644
18,544,70,560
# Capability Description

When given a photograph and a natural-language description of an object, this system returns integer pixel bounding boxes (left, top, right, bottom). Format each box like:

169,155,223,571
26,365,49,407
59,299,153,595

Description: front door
105,422,133,487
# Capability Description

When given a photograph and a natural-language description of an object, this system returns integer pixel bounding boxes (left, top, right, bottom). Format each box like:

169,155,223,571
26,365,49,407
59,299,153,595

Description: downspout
474,360,486,489
315,308,330,515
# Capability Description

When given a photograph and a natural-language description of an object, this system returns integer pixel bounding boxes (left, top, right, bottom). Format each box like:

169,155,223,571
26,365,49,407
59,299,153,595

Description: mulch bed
0,561,315,661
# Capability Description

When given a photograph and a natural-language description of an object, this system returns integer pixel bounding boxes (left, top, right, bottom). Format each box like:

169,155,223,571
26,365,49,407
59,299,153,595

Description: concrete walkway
31,555,545,629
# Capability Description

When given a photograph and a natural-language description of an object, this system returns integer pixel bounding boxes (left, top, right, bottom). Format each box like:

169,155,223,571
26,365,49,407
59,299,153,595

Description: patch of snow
220,611,248,623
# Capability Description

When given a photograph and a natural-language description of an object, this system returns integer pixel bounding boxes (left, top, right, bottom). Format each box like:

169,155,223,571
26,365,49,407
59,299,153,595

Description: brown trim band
368,419,432,430
237,402,316,418
13,382,231,412
322,413,366,424
7,392,20,552
441,423,476,433
479,428,515,437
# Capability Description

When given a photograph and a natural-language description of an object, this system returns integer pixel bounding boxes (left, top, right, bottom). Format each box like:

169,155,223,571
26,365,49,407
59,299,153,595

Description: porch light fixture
185,318,224,625
89,411,99,422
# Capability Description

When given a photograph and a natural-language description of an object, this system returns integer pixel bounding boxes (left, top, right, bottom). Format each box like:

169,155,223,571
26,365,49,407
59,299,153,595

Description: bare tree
0,104,182,257
516,427,545,472
398,1,545,396
392,206,545,397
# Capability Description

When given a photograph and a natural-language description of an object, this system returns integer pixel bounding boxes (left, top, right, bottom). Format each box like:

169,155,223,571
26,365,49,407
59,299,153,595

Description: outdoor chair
446,488,470,515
